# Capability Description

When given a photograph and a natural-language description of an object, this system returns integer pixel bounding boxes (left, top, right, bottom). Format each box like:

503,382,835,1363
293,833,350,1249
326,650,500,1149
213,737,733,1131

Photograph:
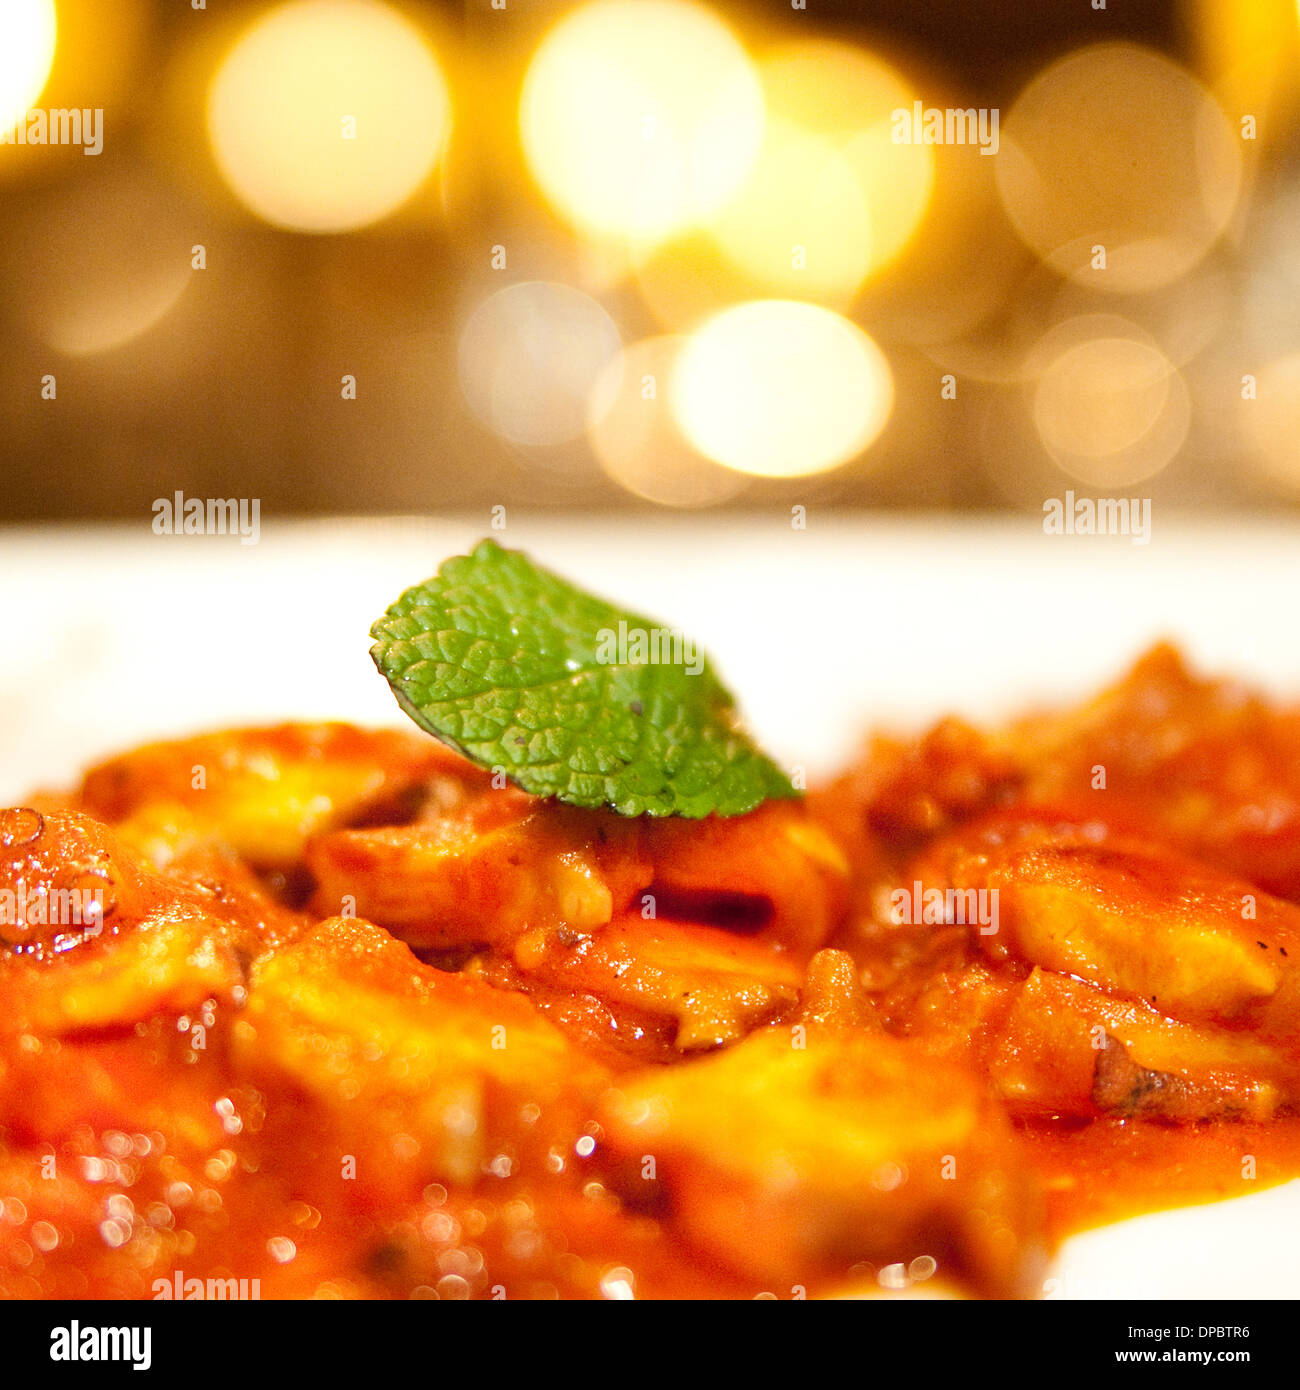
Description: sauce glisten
4,644,1300,1300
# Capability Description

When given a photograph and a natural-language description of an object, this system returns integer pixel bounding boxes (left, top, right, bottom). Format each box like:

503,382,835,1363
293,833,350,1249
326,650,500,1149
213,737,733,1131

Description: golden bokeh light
0,0,57,130
1243,353,1300,494
709,123,871,305
1193,0,1300,148
631,227,756,332
1052,268,1233,370
1031,324,1190,488
520,0,763,242
0,0,152,191
709,42,933,302
670,301,893,478
208,0,450,234
459,280,621,447
11,166,190,355
587,336,749,507
996,43,1242,293
861,117,1029,356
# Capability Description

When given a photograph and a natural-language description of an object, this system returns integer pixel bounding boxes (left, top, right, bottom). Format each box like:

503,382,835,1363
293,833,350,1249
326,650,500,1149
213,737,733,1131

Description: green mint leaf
368,539,797,818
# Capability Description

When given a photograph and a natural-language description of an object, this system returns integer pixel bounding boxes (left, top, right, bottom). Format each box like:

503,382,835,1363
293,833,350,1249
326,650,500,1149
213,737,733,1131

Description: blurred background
1,0,1297,521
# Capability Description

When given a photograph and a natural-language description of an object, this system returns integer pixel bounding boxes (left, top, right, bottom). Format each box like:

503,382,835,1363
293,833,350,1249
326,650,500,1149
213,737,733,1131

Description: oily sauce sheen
3,645,1300,1299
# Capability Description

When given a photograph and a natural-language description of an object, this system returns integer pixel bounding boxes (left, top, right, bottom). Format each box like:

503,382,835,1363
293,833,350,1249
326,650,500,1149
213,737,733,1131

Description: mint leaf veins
368,539,797,817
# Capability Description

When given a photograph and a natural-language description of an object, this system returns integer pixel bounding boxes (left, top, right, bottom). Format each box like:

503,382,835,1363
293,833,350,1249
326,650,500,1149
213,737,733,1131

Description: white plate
5,514,1300,1298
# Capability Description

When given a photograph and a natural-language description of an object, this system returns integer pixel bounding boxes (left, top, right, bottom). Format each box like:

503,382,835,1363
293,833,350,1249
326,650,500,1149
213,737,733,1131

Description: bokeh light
1193,0,1300,150
520,0,763,242
861,121,1029,360
996,43,1242,293
11,166,190,355
710,125,871,303
631,227,757,332
1030,320,1190,488
670,301,893,477
459,281,621,447
208,0,450,233
0,0,56,130
709,41,933,303
1243,353,1300,495
0,0,1293,521
586,336,748,507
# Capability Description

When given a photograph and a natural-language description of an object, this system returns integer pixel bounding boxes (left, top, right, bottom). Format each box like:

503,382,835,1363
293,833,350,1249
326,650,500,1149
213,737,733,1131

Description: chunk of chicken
237,917,611,1200
599,1023,1044,1297
309,795,847,956
0,809,264,1035
1006,644,1300,900
916,808,1300,1037
79,724,464,870
903,964,1296,1121
305,804,651,949
481,911,804,1053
